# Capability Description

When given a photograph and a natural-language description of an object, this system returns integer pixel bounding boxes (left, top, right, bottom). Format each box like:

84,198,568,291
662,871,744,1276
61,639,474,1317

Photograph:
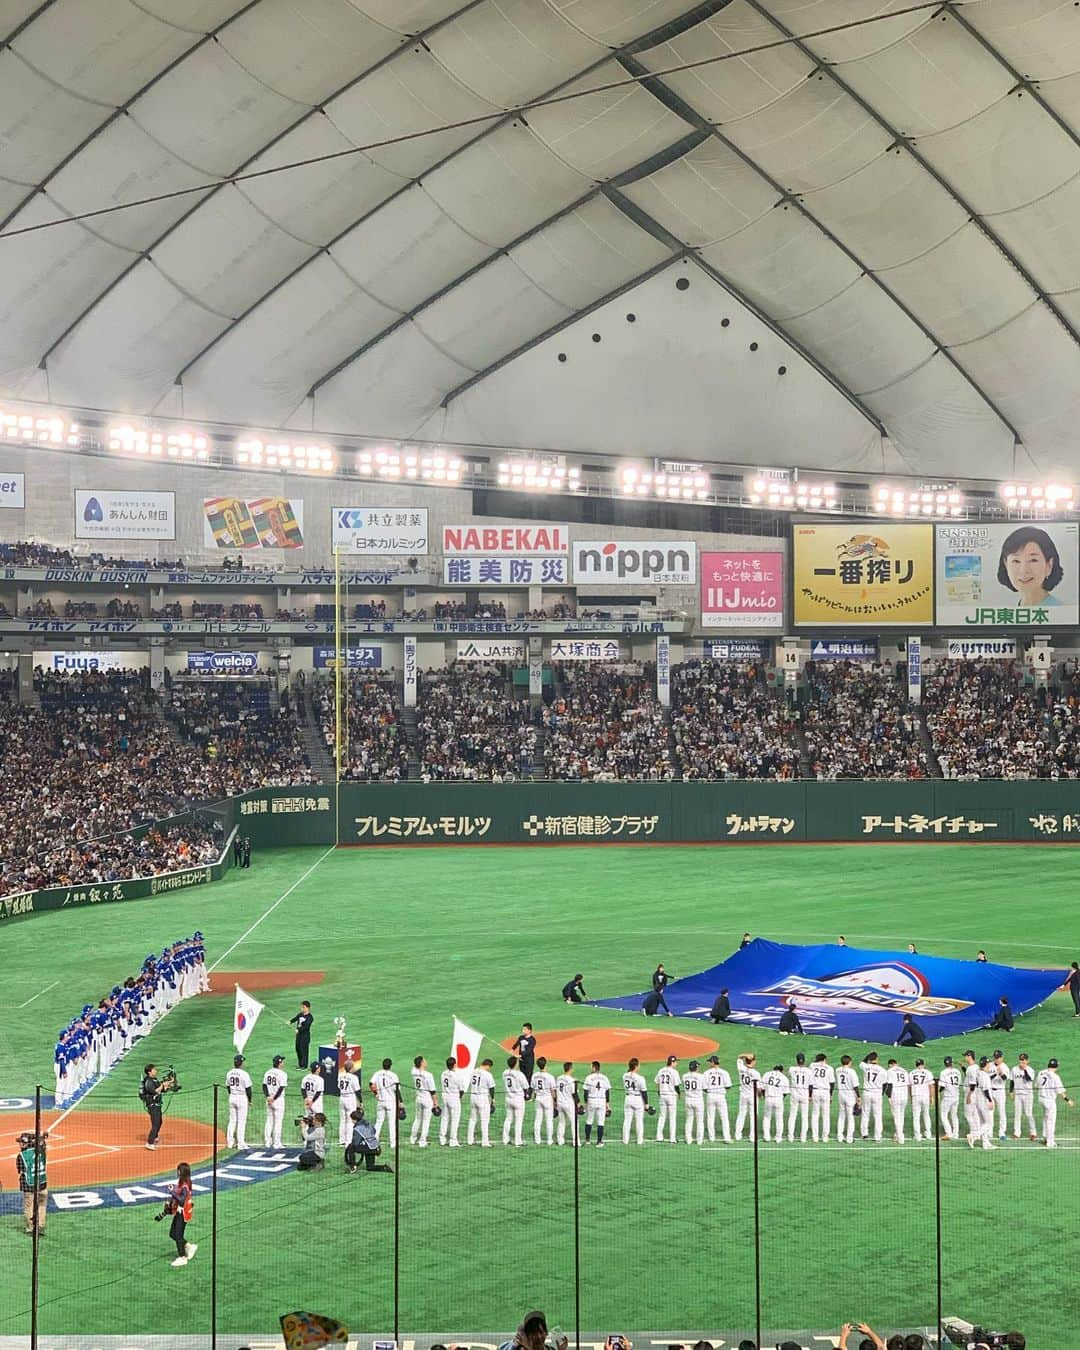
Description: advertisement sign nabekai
701,550,783,628
443,525,568,555
203,498,304,550
793,523,933,626
935,522,1079,627
75,490,175,541
333,507,428,555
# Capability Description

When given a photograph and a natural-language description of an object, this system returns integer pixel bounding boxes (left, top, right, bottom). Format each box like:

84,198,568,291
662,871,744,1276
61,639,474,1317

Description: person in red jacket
163,1162,196,1268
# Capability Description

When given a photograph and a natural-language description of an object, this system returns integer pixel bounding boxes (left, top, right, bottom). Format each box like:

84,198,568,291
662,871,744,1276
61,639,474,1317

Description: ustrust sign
443,526,568,555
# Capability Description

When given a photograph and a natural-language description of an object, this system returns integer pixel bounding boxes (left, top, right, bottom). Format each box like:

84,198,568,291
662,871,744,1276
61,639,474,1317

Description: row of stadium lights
3,404,1078,518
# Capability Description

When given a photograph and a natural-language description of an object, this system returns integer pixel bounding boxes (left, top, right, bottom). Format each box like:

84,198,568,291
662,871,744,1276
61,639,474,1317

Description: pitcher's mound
207,971,325,995
500,1027,719,1065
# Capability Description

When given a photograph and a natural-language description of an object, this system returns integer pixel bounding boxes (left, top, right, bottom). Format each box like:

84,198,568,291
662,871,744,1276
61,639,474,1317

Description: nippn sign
573,540,697,584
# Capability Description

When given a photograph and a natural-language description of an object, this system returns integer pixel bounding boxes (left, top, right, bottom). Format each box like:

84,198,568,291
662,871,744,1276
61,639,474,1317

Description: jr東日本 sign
809,638,879,661
333,507,428,555
0,472,25,508
573,540,697,584
312,646,383,669
186,651,260,676
443,556,568,586
203,498,304,549
550,639,622,661
935,522,1079,627
75,490,175,541
947,638,1017,660
443,525,568,554
701,550,783,628
456,639,526,661
793,523,933,626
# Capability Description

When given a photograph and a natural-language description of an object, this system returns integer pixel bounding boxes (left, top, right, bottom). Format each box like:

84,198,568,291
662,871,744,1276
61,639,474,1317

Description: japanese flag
233,985,265,1053
451,1017,484,1072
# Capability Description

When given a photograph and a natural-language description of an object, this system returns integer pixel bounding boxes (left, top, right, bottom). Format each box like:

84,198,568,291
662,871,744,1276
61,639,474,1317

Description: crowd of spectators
149,601,184,620
0,542,185,568
547,665,672,780
167,681,313,783
63,599,97,618
672,661,799,780
22,598,55,618
523,600,575,620
803,661,929,780
417,664,535,781
313,672,408,781
106,598,141,618
11,822,222,894
925,660,1080,779
434,599,508,621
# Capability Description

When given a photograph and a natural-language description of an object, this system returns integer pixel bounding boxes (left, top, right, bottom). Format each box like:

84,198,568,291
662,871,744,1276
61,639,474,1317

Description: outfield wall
232,782,1080,847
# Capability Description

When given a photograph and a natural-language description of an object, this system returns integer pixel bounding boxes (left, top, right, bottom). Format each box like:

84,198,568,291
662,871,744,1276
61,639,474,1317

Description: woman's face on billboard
1005,539,1055,601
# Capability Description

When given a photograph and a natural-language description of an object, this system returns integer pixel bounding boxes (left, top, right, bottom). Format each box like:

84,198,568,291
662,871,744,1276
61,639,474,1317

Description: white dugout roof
2,0,1080,480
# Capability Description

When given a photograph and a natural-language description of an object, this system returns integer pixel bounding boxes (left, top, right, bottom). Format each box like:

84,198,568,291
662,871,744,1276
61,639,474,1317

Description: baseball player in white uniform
262,1055,288,1148
654,1055,681,1143
762,1065,789,1142
439,1057,466,1146
555,1062,578,1145
682,1060,705,1146
622,1057,648,1144
735,1053,761,1141
809,1053,835,1143
835,1056,860,1144
531,1056,557,1145
410,1055,438,1147
502,1055,529,1146
300,1063,325,1125
885,1060,910,1144
467,1057,496,1147
225,1054,252,1150
964,1052,994,1149
787,1053,811,1143
988,1051,1010,1140
704,1055,731,1143
939,1056,963,1140
370,1057,400,1148
583,1061,611,1146
1037,1057,1073,1148
1011,1053,1037,1140
859,1053,885,1141
337,1060,361,1146
909,1059,934,1142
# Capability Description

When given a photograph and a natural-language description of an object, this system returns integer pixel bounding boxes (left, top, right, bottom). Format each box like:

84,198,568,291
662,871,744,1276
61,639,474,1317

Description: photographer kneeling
345,1103,391,1174
297,1112,327,1171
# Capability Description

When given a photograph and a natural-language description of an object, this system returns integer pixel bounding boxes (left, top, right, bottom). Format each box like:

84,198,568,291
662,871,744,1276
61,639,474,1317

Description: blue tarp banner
590,939,1065,1043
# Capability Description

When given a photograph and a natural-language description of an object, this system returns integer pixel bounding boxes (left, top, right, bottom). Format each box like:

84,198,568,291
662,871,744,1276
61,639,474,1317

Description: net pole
393,1082,401,1344
343,557,350,769
30,1083,41,1350
934,1079,943,1346
752,1089,762,1350
573,1084,581,1350
212,1083,220,1350
334,547,342,844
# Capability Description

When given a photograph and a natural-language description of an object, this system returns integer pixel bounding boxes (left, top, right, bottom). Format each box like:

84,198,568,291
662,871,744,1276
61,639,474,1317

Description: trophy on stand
318,1015,362,1097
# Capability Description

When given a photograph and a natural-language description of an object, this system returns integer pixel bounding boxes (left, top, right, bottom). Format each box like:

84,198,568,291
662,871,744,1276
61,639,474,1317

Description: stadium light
622,466,710,501
873,484,964,517
357,447,461,482
1000,481,1075,512
747,476,837,511
110,423,209,461
238,439,335,472
496,458,580,493
0,405,79,447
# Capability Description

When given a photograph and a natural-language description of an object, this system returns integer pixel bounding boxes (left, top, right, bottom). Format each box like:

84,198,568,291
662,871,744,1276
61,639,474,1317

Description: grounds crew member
16,1131,47,1236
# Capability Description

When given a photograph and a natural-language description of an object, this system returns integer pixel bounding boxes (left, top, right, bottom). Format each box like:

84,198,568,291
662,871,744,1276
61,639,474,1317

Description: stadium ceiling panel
3,0,1080,476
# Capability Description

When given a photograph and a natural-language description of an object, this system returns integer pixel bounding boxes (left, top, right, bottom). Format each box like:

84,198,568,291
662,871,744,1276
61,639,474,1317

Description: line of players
223,1045,1074,1153
53,933,208,1106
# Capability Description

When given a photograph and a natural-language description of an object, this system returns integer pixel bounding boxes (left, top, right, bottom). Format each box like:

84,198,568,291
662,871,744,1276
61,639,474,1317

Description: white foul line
50,846,335,1131
17,979,59,1009
208,844,336,973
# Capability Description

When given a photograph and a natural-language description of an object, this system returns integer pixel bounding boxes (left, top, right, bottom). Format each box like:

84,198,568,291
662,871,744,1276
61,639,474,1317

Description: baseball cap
795,1052,805,1065
233,1054,245,1067
1048,1058,1059,1068
688,1059,699,1071
943,1056,953,1066
979,1056,989,1067
666,1054,677,1065
707,1055,720,1064
915,1058,925,1067
993,1049,1004,1058
273,1054,285,1066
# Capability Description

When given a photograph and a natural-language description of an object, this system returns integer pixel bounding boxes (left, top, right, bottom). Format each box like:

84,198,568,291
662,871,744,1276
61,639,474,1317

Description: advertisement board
793,523,933,626
312,646,384,669
203,498,303,549
333,507,427,555
186,651,260,677
947,638,1017,660
75,490,175,541
443,556,567,585
0,472,24,508
935,522,1079,627
809,638,879,661
443,525,568,555
701,550,783,628
34,650,145,673
705,638,771,662
456,639,526,661
573,540,697,584
550,639,622,661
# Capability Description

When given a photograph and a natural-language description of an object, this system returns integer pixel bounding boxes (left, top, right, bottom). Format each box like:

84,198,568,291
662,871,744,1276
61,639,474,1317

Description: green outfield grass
0,843,1078,1344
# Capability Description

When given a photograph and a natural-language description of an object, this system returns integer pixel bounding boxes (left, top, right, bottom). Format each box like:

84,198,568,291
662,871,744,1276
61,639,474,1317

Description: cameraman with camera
297,1112,327,1171
141,1063,168,1149
15,1131,48,1236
